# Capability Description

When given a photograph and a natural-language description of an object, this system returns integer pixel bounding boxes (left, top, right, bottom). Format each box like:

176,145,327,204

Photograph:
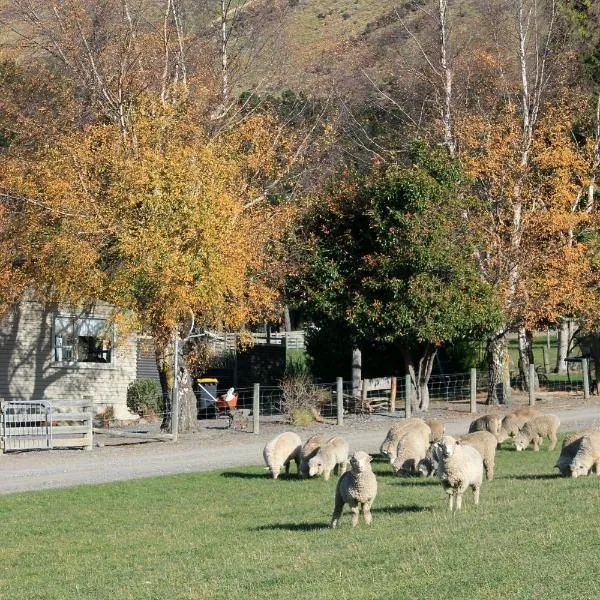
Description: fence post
542,347,550,374
336,377,344,426
470,368,477,414
172,332,180,443
405,374,411,419
582,358,590,400
529,363,536,406
390,376,397,413
253,383,260,435
361,380,368,413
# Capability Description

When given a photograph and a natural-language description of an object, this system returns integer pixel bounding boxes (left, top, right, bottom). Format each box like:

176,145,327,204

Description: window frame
53,315,115,365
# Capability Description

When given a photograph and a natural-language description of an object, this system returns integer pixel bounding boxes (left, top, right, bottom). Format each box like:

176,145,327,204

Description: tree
285,143,501,411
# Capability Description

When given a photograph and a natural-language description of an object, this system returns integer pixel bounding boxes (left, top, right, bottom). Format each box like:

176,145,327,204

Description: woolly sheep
379,418,431,461
425,420,445,443
330,451,378,528
468,414,502,437
263,431,302,479
308,436,349,481
298,434,325,479
392,428,430,475
457,430,498,481
569,431,600,478
513,414,560,451
417,442,443,477
497,407,542,442
554,431,593,477
437,435,484,512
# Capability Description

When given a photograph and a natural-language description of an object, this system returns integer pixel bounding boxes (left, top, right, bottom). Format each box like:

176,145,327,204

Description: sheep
298,434,325,479
456,431,498,481
513,414,560,451
330,451,378,528
437,435,484,512
468,414,502,437
569,431,600,478
554,431,593,477
392,428,430,475
308,436,349,481
425,419,445,443
263,431,302,479
497,407,542,442
417,442,443,477
379,418,431,461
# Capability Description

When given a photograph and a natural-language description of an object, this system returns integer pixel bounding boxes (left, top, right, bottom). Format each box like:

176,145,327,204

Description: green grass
1,436,599,600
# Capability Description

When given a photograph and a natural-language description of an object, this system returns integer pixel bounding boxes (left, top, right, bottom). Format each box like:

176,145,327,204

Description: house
0,298,139,419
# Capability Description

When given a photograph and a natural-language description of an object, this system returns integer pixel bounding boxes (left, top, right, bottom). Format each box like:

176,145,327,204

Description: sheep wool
299,434,325,479
468,414,502,437
392,428,430,475
457,430,498,481
513,414,560,451
330,451,378,528
425,420,445,443
417,442,443,477
437,435,484,512
497,407,542,442
263,431,302,479
308,436,349,481
380,418,431,461
569,431,600,478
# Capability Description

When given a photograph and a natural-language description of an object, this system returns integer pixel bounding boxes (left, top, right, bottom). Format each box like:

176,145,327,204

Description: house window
54,316,113,363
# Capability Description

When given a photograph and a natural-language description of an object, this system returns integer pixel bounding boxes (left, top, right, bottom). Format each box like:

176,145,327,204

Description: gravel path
2,394,600,495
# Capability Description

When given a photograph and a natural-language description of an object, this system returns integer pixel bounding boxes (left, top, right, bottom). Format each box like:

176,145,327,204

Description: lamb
330,451,378,528
497,407,542,442
392,428,430,475
417,442,443,477
554,431,592,477
308,436,349,481
456,430,498,481
437,435,484,511
468,414,502,437
379,418,431,461
513,414,560,451
569,431,600,478
263,431,302,479
298,434,325,478
425,419,445,443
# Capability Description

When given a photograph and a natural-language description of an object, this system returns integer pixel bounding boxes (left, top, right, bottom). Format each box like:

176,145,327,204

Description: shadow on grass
253,522,329,532
220,471,305,481
510,473,562,481
373,504,433,514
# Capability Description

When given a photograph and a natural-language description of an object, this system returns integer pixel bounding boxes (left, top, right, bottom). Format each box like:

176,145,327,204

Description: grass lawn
1,436,599,600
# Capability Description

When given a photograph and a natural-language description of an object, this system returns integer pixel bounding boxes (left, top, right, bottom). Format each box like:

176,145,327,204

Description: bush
127,379,163,418
280,373,327,425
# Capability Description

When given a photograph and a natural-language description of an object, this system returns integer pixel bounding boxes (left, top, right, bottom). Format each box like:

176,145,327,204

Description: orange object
215,392,238,410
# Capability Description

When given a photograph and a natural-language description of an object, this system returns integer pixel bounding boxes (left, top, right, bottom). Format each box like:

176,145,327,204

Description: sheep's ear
368,454,373,462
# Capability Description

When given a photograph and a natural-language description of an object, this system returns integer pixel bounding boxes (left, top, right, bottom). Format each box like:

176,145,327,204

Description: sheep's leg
484,459,494,481
330,494,345,529
549,432,557,451
472,484,480,505
323,468,331,481
532,437,540,451
284,459,291,474
447,492,455,512
455,492,463,511
362,501,373,525
349,501,360,527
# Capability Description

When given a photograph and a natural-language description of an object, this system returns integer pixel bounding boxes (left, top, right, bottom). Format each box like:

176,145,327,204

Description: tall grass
1,436,598,599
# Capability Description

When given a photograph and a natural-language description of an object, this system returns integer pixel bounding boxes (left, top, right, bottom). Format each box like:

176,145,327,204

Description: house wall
0,300,137,415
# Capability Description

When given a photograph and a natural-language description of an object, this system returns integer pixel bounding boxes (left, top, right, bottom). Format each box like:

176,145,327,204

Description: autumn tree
285,144,501,411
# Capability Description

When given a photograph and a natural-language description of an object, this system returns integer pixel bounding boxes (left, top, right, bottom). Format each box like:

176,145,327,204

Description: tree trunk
486,331,510,404
517,326,538,392
352,347,362,402
554,319,571,374
401,343,436,412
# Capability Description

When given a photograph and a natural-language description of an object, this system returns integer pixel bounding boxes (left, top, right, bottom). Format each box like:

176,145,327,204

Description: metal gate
1,400,53,452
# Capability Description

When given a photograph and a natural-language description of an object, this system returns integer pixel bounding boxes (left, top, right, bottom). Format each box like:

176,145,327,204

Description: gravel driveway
2,394,599,495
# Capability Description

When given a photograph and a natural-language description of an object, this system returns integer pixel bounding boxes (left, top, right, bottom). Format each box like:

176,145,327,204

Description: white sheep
513,414,560,451
569,431,600,478
330,451,378,528
437,435,484,512
457,430,498,481
380,418,431,461
554,431,592,477
392,428,430,475
497,407,542,442
308,436,349,481
425,419,445,443
298,434,325,479
263,431,302,479
417,442,443,477
468,414,502,437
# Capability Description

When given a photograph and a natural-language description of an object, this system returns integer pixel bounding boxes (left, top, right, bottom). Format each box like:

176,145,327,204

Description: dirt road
1,395,599,495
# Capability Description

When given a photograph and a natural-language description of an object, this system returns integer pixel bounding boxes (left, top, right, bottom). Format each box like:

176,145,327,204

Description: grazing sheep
554,431,593,476
437,435,484,512
468,414,502,437
299,434,325,478
569,431,600,478
380,418,431,461
425,419,445,443
497,407,542,442
417,442,443,477
392,428,430,475
330,451,378,528
263,431,302,479
457,431,498,481
308,436,349,481
513,414,560,451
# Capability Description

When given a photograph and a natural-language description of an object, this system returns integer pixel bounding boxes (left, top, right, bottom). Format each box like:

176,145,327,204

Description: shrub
280,373,327,425
127,378,163,418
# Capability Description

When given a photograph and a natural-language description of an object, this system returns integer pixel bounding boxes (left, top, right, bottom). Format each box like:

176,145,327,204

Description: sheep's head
307,455,323,477
439,435,458,458
570,438,593,478
416,458,433,477
349,451,372,473
513,431,529,451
